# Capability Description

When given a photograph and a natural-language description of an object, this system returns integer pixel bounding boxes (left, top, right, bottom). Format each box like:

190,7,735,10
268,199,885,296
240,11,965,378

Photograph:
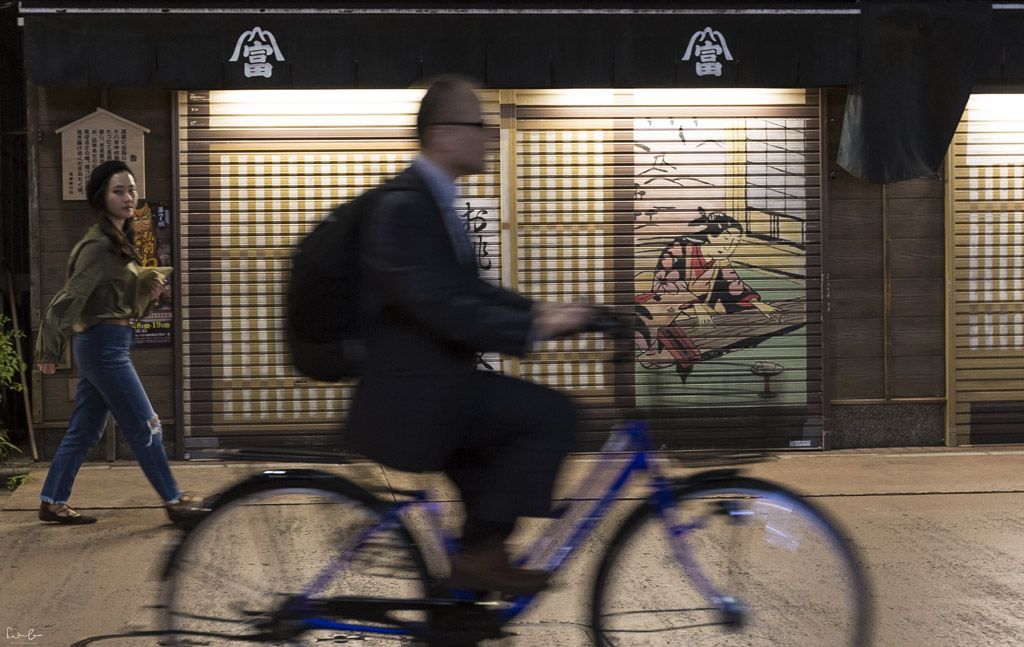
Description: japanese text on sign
56,108,149,200
681,27,734,77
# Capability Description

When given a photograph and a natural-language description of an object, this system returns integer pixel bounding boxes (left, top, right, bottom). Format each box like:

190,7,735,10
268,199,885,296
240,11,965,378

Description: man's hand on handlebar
531,302,596,340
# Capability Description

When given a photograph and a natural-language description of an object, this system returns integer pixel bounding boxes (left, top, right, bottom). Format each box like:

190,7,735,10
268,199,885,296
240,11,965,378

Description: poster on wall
132,200,174,345
631,116,809,409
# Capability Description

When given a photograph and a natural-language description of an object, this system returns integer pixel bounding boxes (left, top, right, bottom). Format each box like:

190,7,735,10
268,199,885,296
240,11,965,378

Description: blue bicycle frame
283,419,736,639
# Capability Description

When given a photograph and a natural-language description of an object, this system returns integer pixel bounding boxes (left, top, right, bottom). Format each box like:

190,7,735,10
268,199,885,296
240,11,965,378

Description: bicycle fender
666,468,742,490
197,468,351,509
161,468,378,579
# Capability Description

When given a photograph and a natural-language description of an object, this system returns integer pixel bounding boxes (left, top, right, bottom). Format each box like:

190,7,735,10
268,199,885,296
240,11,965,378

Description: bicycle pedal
314,633,364,644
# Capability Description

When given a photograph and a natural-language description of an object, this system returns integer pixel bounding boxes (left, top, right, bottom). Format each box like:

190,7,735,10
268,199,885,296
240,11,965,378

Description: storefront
173,87,823,452
20,2,1023,456
947,93,1024,446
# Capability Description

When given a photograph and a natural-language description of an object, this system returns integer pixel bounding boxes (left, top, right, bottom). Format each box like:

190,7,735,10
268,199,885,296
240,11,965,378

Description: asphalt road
1,447,1023,646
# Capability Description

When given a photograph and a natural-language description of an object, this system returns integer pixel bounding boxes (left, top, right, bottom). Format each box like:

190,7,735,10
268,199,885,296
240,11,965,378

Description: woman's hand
140,273,166,301
37,362,56,375
147,281,166,301
753,301,782,322
690,303,715,328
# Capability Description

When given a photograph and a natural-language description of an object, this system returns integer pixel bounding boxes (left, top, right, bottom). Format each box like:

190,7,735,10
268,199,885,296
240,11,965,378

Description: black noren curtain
838,1,994,184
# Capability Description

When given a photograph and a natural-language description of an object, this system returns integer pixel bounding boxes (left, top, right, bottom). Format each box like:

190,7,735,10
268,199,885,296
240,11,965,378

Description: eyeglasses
427,121,488,129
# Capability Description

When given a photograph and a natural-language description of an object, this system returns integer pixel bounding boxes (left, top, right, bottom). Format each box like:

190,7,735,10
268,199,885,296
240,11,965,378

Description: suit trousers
442,371,577,528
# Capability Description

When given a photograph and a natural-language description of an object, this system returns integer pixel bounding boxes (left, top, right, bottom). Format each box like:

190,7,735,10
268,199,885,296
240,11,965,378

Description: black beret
86,160,133,203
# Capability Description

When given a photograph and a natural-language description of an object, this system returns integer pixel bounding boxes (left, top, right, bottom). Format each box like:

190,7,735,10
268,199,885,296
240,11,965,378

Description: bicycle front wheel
592,475,871,647
164,471,432,645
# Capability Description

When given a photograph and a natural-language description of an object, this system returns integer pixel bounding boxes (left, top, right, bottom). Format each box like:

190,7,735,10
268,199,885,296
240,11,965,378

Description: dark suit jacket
343,166,536,470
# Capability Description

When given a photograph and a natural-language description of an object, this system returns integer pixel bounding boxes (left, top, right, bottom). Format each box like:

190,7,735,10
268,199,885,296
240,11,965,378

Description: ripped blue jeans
40,323,182,505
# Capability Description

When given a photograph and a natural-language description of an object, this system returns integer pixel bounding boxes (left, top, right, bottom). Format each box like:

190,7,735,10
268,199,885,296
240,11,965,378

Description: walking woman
34,160,202,527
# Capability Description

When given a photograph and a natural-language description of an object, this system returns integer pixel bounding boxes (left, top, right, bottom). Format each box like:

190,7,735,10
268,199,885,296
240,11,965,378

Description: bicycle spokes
167,485,431,645
595,485,869,647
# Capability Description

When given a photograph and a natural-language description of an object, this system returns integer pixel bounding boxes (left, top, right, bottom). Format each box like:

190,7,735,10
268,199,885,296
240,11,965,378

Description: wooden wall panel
31,86,177,455
825,88,945,406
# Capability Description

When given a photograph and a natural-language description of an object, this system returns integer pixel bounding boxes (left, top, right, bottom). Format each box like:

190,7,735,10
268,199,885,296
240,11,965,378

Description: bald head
416,76,481,147
415,76,489,178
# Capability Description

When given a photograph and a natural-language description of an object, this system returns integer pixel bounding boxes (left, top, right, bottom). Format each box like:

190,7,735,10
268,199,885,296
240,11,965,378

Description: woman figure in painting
635,207,781,382
34,160,203,527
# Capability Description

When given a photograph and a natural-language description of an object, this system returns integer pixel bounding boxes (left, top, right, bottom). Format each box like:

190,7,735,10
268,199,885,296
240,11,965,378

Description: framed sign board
55,107,150,201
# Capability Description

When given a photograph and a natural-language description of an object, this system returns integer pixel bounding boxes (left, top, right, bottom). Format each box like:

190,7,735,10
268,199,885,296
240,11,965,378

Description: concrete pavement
1,446,1023,646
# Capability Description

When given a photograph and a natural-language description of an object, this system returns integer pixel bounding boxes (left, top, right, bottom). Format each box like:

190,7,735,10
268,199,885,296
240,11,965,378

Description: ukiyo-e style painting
631,116,810,408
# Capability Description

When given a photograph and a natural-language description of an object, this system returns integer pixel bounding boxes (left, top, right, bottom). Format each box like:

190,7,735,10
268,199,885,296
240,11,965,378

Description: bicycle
163,316,872,646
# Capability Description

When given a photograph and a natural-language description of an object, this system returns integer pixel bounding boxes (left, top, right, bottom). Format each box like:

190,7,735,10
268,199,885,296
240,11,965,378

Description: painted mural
632,117,809,407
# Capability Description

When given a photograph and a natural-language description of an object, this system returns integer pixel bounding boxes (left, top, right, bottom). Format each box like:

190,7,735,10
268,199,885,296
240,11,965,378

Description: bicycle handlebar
583,305,633,338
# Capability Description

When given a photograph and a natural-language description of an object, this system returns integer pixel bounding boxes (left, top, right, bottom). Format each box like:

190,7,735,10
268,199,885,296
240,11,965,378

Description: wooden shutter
176,89,502,450
511,89,823,449
176,88,822,453
948,94,1024,445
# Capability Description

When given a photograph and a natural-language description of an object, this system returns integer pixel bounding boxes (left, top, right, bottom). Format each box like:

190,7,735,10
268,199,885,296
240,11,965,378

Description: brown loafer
39,502,97,525
165,493,208,529
446,541,550,595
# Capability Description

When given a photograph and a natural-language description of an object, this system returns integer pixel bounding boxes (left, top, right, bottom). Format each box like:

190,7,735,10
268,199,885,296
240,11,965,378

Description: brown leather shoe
446,540,550,595
39,502,97,525
165,493,208,530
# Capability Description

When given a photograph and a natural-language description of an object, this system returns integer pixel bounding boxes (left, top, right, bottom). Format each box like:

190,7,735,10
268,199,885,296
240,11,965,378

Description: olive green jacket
35,224,157,364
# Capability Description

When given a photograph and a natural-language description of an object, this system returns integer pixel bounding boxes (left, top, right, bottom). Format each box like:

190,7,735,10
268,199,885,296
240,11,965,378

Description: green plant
6,472,28,491
0,429,17,463
0,313,25,464
0,313,24,393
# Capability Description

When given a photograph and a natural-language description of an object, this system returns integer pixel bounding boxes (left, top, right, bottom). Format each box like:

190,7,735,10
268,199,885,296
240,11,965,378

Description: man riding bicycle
342,75,593,594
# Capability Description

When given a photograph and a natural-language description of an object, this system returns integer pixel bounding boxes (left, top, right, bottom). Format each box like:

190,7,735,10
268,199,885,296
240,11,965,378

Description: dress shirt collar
412,155,456,215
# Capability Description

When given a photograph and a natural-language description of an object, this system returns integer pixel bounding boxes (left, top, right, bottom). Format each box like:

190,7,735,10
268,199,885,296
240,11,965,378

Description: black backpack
286,187,379,382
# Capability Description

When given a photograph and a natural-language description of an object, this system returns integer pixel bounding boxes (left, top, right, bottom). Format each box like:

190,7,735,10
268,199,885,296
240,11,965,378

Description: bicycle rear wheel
164,471,432,645
591,475,871,647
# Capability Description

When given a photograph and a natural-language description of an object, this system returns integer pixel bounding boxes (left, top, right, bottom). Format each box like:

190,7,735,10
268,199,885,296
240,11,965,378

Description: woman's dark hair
86,161,139,264
687,206,743,244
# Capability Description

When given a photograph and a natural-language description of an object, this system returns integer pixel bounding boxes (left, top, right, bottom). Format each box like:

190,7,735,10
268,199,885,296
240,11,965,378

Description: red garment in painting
635,237,762,380
650,236,759,313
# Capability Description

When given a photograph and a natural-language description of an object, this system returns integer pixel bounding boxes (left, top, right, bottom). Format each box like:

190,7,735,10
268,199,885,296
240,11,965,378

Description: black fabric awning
21,3,1024,184
838,1,997,183
23,11,860,89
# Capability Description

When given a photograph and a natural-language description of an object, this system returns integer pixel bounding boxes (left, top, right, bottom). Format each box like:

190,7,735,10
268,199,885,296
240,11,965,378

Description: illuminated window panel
179,90,503,431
